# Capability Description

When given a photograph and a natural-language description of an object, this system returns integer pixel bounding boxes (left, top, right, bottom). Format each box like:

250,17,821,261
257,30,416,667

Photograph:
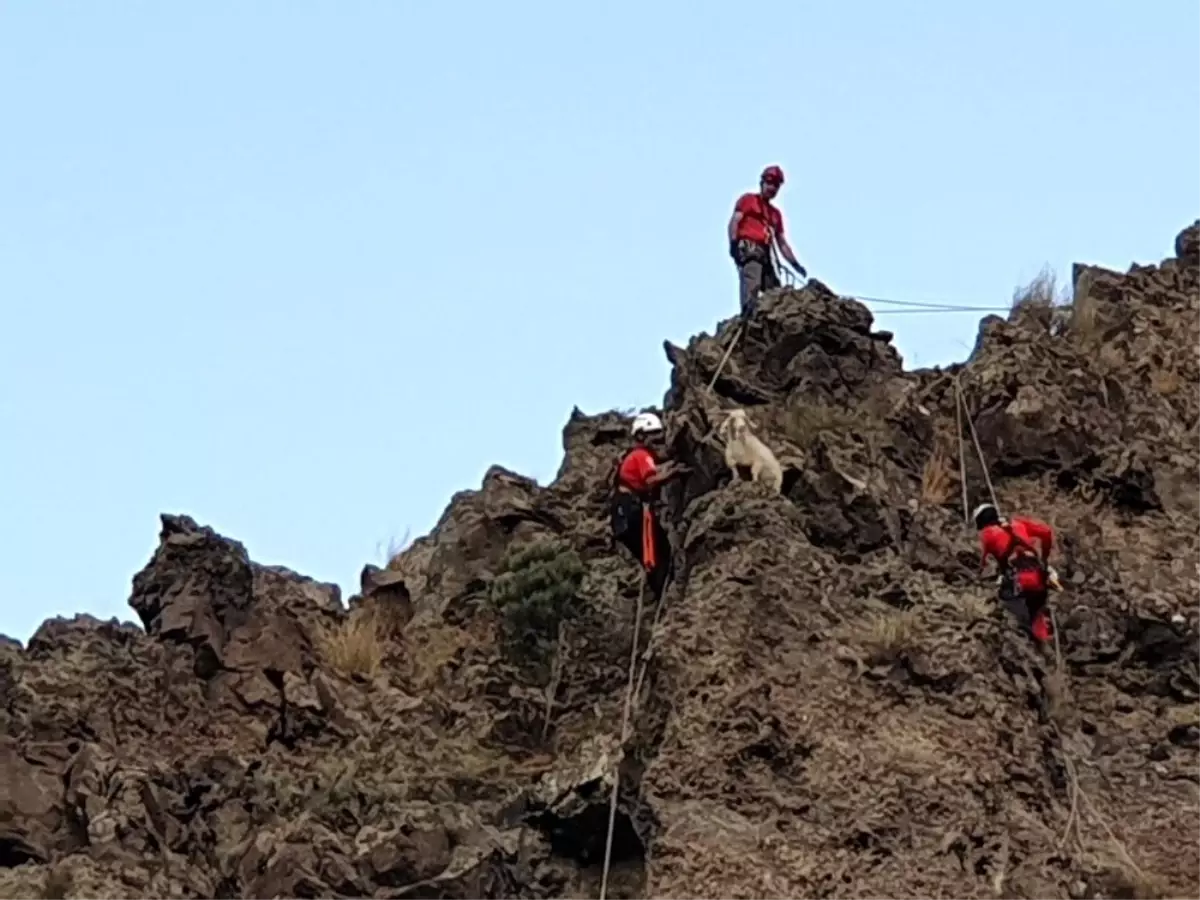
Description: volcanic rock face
1171,220,1200,264
1,222,1197,899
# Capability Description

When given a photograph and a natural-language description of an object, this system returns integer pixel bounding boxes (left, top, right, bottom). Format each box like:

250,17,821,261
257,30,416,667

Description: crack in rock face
0,222,1197,899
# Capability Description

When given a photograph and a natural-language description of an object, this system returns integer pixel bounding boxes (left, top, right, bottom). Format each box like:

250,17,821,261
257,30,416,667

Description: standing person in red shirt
974,503,1061,643
610,412,689,600
728,165,807,317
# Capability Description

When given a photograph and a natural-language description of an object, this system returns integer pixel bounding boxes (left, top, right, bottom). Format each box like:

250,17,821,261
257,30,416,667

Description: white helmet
631,412,664,437
972,503,999,529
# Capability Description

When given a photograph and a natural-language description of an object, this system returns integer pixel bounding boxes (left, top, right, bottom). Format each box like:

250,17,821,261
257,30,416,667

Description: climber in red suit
974,503,1060,643
727,165,807,317
610,412,688,600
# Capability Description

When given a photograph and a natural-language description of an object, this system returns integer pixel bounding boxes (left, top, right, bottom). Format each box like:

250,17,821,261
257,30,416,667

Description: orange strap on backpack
641,505,656,570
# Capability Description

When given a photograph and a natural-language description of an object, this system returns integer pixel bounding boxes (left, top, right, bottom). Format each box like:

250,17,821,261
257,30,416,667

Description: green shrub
489,539,585,676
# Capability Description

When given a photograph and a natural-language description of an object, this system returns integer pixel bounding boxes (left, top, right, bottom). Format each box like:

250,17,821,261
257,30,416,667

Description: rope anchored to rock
706,289,1012,396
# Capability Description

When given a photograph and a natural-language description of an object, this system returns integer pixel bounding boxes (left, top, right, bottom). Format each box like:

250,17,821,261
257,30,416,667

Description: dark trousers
733,239,779,316
998,569,1049,635
611,491,671,600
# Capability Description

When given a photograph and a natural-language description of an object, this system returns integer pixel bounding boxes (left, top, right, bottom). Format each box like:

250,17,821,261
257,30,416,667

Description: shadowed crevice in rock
0,837,43,868
528,794,644,871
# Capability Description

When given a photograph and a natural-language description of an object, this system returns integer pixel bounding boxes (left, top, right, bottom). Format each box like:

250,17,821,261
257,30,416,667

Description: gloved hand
729,240,743,264
1047,565,1063,591
656,462,691,485
793,264,808,279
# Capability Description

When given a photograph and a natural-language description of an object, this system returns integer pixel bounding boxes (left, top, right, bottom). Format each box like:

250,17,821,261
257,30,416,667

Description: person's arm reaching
773,216,807,278
646,459,689,488
979,531,996,575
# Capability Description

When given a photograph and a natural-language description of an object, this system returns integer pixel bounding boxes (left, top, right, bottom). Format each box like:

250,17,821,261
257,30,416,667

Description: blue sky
2,1,1197,642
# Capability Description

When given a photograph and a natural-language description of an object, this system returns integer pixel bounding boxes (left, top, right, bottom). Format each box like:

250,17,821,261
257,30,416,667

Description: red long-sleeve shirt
979,516,1054,572
733,192,784,246
617,447,659,494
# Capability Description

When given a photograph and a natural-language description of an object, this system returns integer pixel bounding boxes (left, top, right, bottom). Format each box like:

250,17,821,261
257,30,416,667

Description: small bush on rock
489,539,585,677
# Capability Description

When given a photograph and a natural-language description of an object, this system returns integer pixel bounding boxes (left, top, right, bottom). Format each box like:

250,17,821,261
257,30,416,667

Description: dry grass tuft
318,609,384,680
860,609,920,663
920,444,956,505
1012,266,1070,311
885,727,942,777
382,528,413,570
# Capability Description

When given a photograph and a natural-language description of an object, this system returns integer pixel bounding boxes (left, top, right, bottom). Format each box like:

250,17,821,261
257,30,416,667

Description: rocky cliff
2,222,1197,900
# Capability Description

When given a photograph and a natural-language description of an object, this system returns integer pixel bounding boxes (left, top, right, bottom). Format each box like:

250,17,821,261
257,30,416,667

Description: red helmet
761,165,785,185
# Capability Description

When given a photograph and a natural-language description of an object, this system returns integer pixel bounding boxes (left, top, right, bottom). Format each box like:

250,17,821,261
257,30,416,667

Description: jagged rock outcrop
1,222,1196,899
1171,222,1200,264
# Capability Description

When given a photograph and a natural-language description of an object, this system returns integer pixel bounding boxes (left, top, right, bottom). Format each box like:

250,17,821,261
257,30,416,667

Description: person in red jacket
728,165,807,317
610,412,689,600
974,503,1060,643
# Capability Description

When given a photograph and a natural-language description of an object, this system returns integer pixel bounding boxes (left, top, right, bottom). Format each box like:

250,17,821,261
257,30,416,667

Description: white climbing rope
955,375,970,524
709,293,1009,399
955,375,999,510
707,323,743,393
599,572,647,900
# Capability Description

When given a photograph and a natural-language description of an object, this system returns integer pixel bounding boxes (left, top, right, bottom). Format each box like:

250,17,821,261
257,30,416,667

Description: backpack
998,522,1049,590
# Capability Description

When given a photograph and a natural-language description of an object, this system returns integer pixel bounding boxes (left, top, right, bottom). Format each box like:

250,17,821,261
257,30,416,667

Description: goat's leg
750,458,764,484
725,453,741,482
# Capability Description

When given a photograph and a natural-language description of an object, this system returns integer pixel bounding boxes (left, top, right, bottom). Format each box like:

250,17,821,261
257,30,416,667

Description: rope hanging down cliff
598,573,647,900
951,376,1149,876
952,374,1077,849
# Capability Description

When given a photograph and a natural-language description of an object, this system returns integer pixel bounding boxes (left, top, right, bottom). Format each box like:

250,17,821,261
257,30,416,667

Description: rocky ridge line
1,221,1196,899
